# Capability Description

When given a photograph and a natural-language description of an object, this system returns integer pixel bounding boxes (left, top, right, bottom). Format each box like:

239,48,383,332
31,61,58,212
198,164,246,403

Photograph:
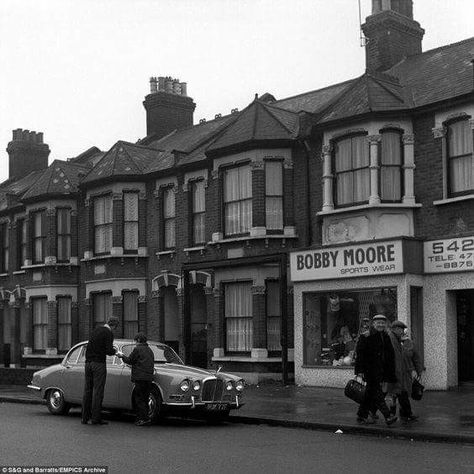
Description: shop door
190,286,207,368
457,290,474,382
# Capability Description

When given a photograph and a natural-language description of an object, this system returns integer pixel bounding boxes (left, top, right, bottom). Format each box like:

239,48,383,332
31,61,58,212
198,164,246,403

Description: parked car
27,339,245,422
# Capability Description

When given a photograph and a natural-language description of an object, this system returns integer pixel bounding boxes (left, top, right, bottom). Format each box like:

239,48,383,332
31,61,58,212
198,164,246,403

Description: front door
190,286,207,368
457,290,474,382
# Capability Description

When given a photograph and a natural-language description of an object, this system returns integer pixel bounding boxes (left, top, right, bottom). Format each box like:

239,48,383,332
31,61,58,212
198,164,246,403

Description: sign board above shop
424,236,474,274
290,240,404,282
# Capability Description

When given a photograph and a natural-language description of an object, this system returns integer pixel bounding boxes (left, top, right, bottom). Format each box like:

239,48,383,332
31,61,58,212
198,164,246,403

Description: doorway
457,290,474,382
189,286,207,368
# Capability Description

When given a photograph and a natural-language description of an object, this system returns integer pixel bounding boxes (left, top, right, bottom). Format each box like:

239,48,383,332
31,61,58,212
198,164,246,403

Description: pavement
2,382,474,444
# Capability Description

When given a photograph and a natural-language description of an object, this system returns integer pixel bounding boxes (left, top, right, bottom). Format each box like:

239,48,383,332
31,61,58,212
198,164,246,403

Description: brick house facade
1,1,474,386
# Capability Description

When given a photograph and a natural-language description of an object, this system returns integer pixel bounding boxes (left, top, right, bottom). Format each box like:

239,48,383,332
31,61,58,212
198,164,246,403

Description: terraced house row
1,0,474,388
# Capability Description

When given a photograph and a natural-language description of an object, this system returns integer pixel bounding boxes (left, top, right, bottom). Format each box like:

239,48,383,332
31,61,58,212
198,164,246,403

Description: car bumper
164,395,244,409
27,384,42,394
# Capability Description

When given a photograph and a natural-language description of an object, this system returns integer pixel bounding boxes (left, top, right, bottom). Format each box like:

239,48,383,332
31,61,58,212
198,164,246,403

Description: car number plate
206,403,229,411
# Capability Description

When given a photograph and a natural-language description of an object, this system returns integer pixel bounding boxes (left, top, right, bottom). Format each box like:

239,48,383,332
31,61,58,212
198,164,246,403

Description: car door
116,344,136,410
102,354,121,408
61,344,86,404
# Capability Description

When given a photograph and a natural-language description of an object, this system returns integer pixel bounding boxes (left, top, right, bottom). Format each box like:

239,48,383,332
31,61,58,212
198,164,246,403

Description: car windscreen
121,344,183,364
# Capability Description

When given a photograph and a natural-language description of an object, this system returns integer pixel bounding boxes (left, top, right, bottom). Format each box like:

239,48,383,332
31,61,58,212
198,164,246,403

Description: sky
1,0,473,182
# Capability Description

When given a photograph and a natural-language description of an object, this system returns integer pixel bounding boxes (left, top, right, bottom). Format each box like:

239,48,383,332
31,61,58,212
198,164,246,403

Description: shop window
123,291,139,338
94,195,113,255
303,288,397,367
191,180,206,245
265,161,283,230
223,164,252,236
17,219,27,269
57,297,72,352
163,187,176,249
224,282,253,352
380,130,403,202
123,192,139,252
57,208,71,262
93,292,112,326
32,211,45,264
0,222,9,273
33,298,48,351
266,280,281,352
447,119,473,196
334,134,370,207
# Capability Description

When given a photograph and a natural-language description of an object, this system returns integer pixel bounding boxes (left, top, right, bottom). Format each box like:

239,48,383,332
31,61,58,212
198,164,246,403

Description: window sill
212,356,282,363
13,270,26,275
22,262,79,269
156,250,176,259
209,234,297,245
433,194,474,206
81,254,147,262
317,202,422,216
184,246,206,254
301,365,354,369
22,354,63,359
0,273,8,277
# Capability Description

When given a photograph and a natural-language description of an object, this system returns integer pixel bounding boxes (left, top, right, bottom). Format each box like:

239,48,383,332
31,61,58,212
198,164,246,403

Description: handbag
411,377,424,400
344,377,366,404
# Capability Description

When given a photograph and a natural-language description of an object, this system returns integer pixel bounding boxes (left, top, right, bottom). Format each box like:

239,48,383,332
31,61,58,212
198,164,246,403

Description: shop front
290,238,424,388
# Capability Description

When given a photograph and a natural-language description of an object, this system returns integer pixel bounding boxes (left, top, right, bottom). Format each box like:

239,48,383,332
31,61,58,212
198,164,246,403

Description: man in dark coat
117,332,155,426
81,316,119,425
355,314,398,426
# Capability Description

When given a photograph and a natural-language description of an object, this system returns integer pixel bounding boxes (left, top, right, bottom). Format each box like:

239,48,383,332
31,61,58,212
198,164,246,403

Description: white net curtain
225,282,253,352
224,165,252,235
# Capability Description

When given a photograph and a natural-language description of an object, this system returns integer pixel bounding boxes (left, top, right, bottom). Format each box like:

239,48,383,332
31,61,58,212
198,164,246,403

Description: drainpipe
280,253,289,386
302,139,313,246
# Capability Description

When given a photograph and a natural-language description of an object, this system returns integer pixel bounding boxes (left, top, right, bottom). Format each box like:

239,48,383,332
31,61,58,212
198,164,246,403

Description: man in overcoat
355,314,398,426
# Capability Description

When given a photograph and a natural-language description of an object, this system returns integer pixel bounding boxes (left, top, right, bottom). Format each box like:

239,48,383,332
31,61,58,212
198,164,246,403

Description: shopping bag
411,377,424,401
344,378,366,404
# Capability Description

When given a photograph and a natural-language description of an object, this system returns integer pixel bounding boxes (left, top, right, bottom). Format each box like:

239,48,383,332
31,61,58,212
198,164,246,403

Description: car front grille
201,378,224,402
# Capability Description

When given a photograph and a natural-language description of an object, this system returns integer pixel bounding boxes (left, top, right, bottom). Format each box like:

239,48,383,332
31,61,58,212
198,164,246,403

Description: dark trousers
396,390,413,417
134,380,153,421
357,379,390,420
82,361,107,423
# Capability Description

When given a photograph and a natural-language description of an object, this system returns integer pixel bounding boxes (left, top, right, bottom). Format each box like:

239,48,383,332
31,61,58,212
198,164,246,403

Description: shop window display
303,288,397,367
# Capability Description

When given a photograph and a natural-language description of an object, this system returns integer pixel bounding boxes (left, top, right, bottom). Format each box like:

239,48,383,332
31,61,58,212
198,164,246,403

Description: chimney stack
6,129,50,180
362,0,424,72
143,76,196,139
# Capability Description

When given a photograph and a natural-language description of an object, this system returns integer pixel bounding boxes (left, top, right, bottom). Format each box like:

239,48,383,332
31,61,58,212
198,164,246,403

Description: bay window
223,165,252,236
57,297,72,352
447,119,474,196
163,187,176,249
266,280,281,352
33,298,48,351
93,292,112,326
57,208,71,262
334,134,370,207
32,211,45,264
123,192,139,252
225,282,253,352
123,291,139,338
94,195,112,255
17,219,26,269
380,130,403,202
191,180,206,245
265,161,283,230
0,222,9,273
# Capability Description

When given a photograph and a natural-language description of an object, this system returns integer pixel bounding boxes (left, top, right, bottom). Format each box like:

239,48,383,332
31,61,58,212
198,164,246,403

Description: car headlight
192,380,201,391
179,379,191,392
235,380,245,392
225,381,233,391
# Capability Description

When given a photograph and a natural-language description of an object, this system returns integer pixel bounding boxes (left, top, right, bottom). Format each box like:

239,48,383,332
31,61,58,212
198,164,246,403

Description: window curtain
124,192,139,251
57,297,72,351
163,188,176,248
93,293,112,325
94,196,112,253
381,131,402,201
335,136,369,205
266,281,281,351
33,298,48,350
265,162,283,230
225,282,253,352
449,120,474,194
123,292,139,338
192,180,206,244
224,165,252,235
57,209,71,261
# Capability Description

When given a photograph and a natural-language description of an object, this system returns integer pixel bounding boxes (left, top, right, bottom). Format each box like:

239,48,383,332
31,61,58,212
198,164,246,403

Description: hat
372,314,387,321
391,320,407,329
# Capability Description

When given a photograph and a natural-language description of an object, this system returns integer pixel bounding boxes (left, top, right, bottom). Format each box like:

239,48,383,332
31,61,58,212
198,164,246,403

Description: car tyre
46,389,70,416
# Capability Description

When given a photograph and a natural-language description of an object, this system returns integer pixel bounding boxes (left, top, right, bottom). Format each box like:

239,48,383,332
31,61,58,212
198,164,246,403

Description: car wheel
206,408,230,424
148,388,164,423
46,389,70,416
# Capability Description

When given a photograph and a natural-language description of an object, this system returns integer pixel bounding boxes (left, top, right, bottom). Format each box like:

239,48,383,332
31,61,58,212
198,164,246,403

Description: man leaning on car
116,332,155,426
81,316,119,425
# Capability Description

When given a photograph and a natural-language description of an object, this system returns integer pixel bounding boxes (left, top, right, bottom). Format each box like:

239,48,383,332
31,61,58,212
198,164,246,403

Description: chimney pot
180,82,187,96
215,113,222,119
22,130,30,141
37,132,43,144
199,118,206,124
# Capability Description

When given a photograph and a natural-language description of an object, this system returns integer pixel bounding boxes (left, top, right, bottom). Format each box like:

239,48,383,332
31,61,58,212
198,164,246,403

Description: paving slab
2,383,474,444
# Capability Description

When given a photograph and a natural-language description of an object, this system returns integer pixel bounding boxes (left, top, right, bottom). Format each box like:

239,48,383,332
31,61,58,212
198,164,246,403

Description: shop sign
290,240,404,282
424,237,474,273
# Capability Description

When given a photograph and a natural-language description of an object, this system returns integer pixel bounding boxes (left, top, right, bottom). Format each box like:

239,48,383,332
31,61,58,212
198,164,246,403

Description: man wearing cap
81,316,119,425
355,314,398,426
387,320,423,422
